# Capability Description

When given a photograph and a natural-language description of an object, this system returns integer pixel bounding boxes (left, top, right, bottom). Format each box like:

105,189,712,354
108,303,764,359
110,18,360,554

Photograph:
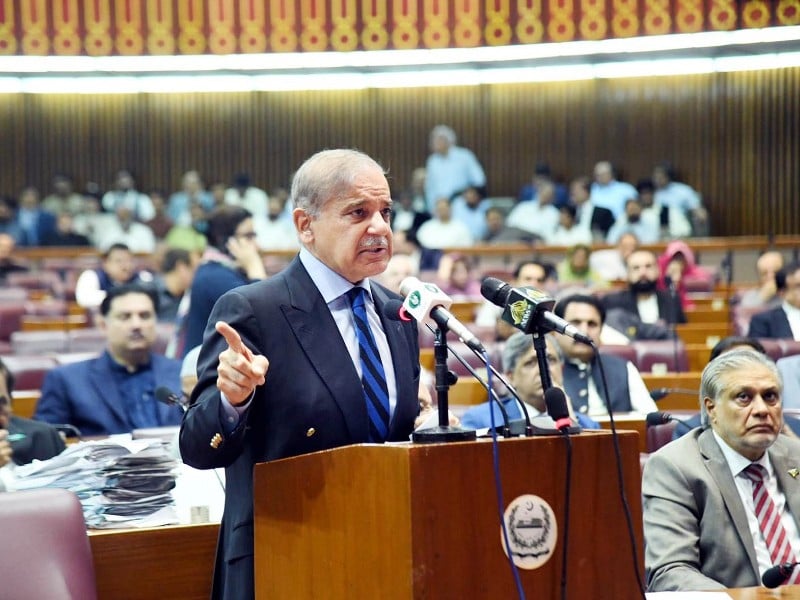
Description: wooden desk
89,523,218,600
11,389,40,419
676,323,733,347
725,586,800,598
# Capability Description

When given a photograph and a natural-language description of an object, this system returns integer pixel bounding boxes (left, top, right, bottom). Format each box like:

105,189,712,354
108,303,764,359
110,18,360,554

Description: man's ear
293,208,313,243
703,396,715,421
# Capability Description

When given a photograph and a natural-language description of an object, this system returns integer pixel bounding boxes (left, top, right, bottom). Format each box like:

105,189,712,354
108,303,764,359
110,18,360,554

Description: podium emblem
501,494,557,570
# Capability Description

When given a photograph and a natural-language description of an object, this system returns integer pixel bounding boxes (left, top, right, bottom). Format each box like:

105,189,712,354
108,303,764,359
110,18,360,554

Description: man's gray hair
502,332,562,373
429,124,457,146
699,347,782,424
290,149,386,218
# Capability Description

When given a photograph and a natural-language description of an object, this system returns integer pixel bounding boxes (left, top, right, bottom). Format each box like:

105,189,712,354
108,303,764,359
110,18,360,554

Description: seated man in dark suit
643,348,800,590
34,283,183,436
0,358,65,469
748,261,800,340
553,294,657,416
460,332,599,431
601,248,686,340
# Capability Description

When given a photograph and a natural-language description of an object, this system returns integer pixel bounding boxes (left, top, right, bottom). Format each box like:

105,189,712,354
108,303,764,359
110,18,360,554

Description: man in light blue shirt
590,160,637,219
424,125,486,213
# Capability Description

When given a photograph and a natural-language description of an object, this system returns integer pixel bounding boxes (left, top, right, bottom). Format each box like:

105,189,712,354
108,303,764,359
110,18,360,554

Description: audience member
590,161,638,219
154,248,197,322
505,180,559,241
671,337,800,438
101,169,155,222
547,204,592,247
606,197,660,244
570,175,614,242
0,233,29,283
460,332,600,430
15,186,57,247
556,244,605,287
390,189,430,237
737,250,784,309
749,261,800,340
0,196,22,241
168,170,214,227
590,231,639,282
42,174,85,216
94,205,157,253
0,358,65,466
777,353,800,410
180,206,267,357
437,253,481,298
482,206,537,244
602,249,686,338
518,162,569,208
553,294,656,416
75,243,152,309
451,186,490,240
652,161,708,235
40,212,91,246
424,125,486,212
642,348,800,590
415,197,474,249
164,202,209,254
72,191,112,245
35,283,183,436
637,177,692,240
179,149,428,599
225,173,269,220
144,190,174,239
658,240,716,309
254,196,301,250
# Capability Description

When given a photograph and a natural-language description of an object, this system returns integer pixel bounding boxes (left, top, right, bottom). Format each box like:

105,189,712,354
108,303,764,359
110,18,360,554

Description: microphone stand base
412,426,477,443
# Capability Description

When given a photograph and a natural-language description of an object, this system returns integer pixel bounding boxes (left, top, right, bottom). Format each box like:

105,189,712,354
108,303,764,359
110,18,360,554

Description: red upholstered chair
598,344,638,365
632,339,689,373
0,355,58,389
758,338,784,362
0,488,97,600
0,303,25,342
646,421,678,453
6,270,65,299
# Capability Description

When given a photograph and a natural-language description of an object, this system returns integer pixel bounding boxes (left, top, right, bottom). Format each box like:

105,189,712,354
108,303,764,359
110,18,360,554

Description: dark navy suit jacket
179,257,421,600
34,352,183,436
748,306,794,339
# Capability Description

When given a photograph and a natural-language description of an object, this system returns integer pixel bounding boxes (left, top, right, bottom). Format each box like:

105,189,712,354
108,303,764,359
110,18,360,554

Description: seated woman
437,253,482,299
657,240,716,309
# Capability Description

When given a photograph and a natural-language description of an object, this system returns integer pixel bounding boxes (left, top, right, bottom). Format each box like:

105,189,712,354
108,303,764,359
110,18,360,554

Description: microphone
399,277,486,353
480,277,593,344
649,387,699,401
645,411,697,430
544,387,572,432
762,562,799,588
156,386,188,413
383,300,518,437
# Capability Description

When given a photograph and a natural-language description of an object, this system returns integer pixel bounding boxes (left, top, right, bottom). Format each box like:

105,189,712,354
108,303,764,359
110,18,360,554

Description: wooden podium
254,430,643,600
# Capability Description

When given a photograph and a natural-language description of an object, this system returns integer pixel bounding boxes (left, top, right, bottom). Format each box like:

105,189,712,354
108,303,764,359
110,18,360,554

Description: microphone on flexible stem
399,277,486,353
383,299,519,437
480,277,593,345
649,387,699,401
762,561,799,588
645,411,697,431
156,386,188,413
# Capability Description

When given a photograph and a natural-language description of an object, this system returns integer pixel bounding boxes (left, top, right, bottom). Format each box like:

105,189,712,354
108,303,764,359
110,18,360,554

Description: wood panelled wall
1,67,798,236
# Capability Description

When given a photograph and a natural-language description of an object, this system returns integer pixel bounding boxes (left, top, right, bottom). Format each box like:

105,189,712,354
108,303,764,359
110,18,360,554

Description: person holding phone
179,206,267,358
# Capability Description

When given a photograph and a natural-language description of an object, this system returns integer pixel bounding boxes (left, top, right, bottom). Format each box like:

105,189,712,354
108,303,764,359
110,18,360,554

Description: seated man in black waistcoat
553,294,657,417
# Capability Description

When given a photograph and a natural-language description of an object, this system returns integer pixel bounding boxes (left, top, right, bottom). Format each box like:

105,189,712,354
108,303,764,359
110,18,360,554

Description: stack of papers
13,437,180,529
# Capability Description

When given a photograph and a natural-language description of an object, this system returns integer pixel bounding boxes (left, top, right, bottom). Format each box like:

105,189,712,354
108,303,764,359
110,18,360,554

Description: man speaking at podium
643,348,800,591
180,149,425,599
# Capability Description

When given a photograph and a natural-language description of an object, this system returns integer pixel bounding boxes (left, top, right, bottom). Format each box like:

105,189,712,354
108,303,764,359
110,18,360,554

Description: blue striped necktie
347,287,390,442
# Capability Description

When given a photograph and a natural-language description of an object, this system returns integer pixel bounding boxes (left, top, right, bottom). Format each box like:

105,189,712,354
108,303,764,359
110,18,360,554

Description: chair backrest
0,354,58,389
646,421,678,453
10,329,70,354
0,488,97,600
632,339,689,373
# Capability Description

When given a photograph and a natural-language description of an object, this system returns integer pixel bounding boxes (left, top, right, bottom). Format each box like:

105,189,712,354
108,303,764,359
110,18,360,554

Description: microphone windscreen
480,277,509,305
645,411,670,427
382,299,405,321
762,564,791,589
155,386,179,406
544,387,570,424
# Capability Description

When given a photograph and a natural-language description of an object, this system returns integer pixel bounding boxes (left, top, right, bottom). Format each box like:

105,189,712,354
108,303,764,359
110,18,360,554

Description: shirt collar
712,429,773,478
782,301,800,319
298,247,373,304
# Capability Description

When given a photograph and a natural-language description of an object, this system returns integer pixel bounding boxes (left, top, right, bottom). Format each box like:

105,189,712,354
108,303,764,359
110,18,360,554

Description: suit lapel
88,356,129,430
280,259,367,441
698,429,761,576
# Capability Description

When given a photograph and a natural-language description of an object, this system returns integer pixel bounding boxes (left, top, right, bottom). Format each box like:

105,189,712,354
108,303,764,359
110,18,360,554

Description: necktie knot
743,463,767,484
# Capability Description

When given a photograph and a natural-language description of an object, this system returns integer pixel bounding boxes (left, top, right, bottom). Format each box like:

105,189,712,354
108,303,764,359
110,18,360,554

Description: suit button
306,428,316,437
